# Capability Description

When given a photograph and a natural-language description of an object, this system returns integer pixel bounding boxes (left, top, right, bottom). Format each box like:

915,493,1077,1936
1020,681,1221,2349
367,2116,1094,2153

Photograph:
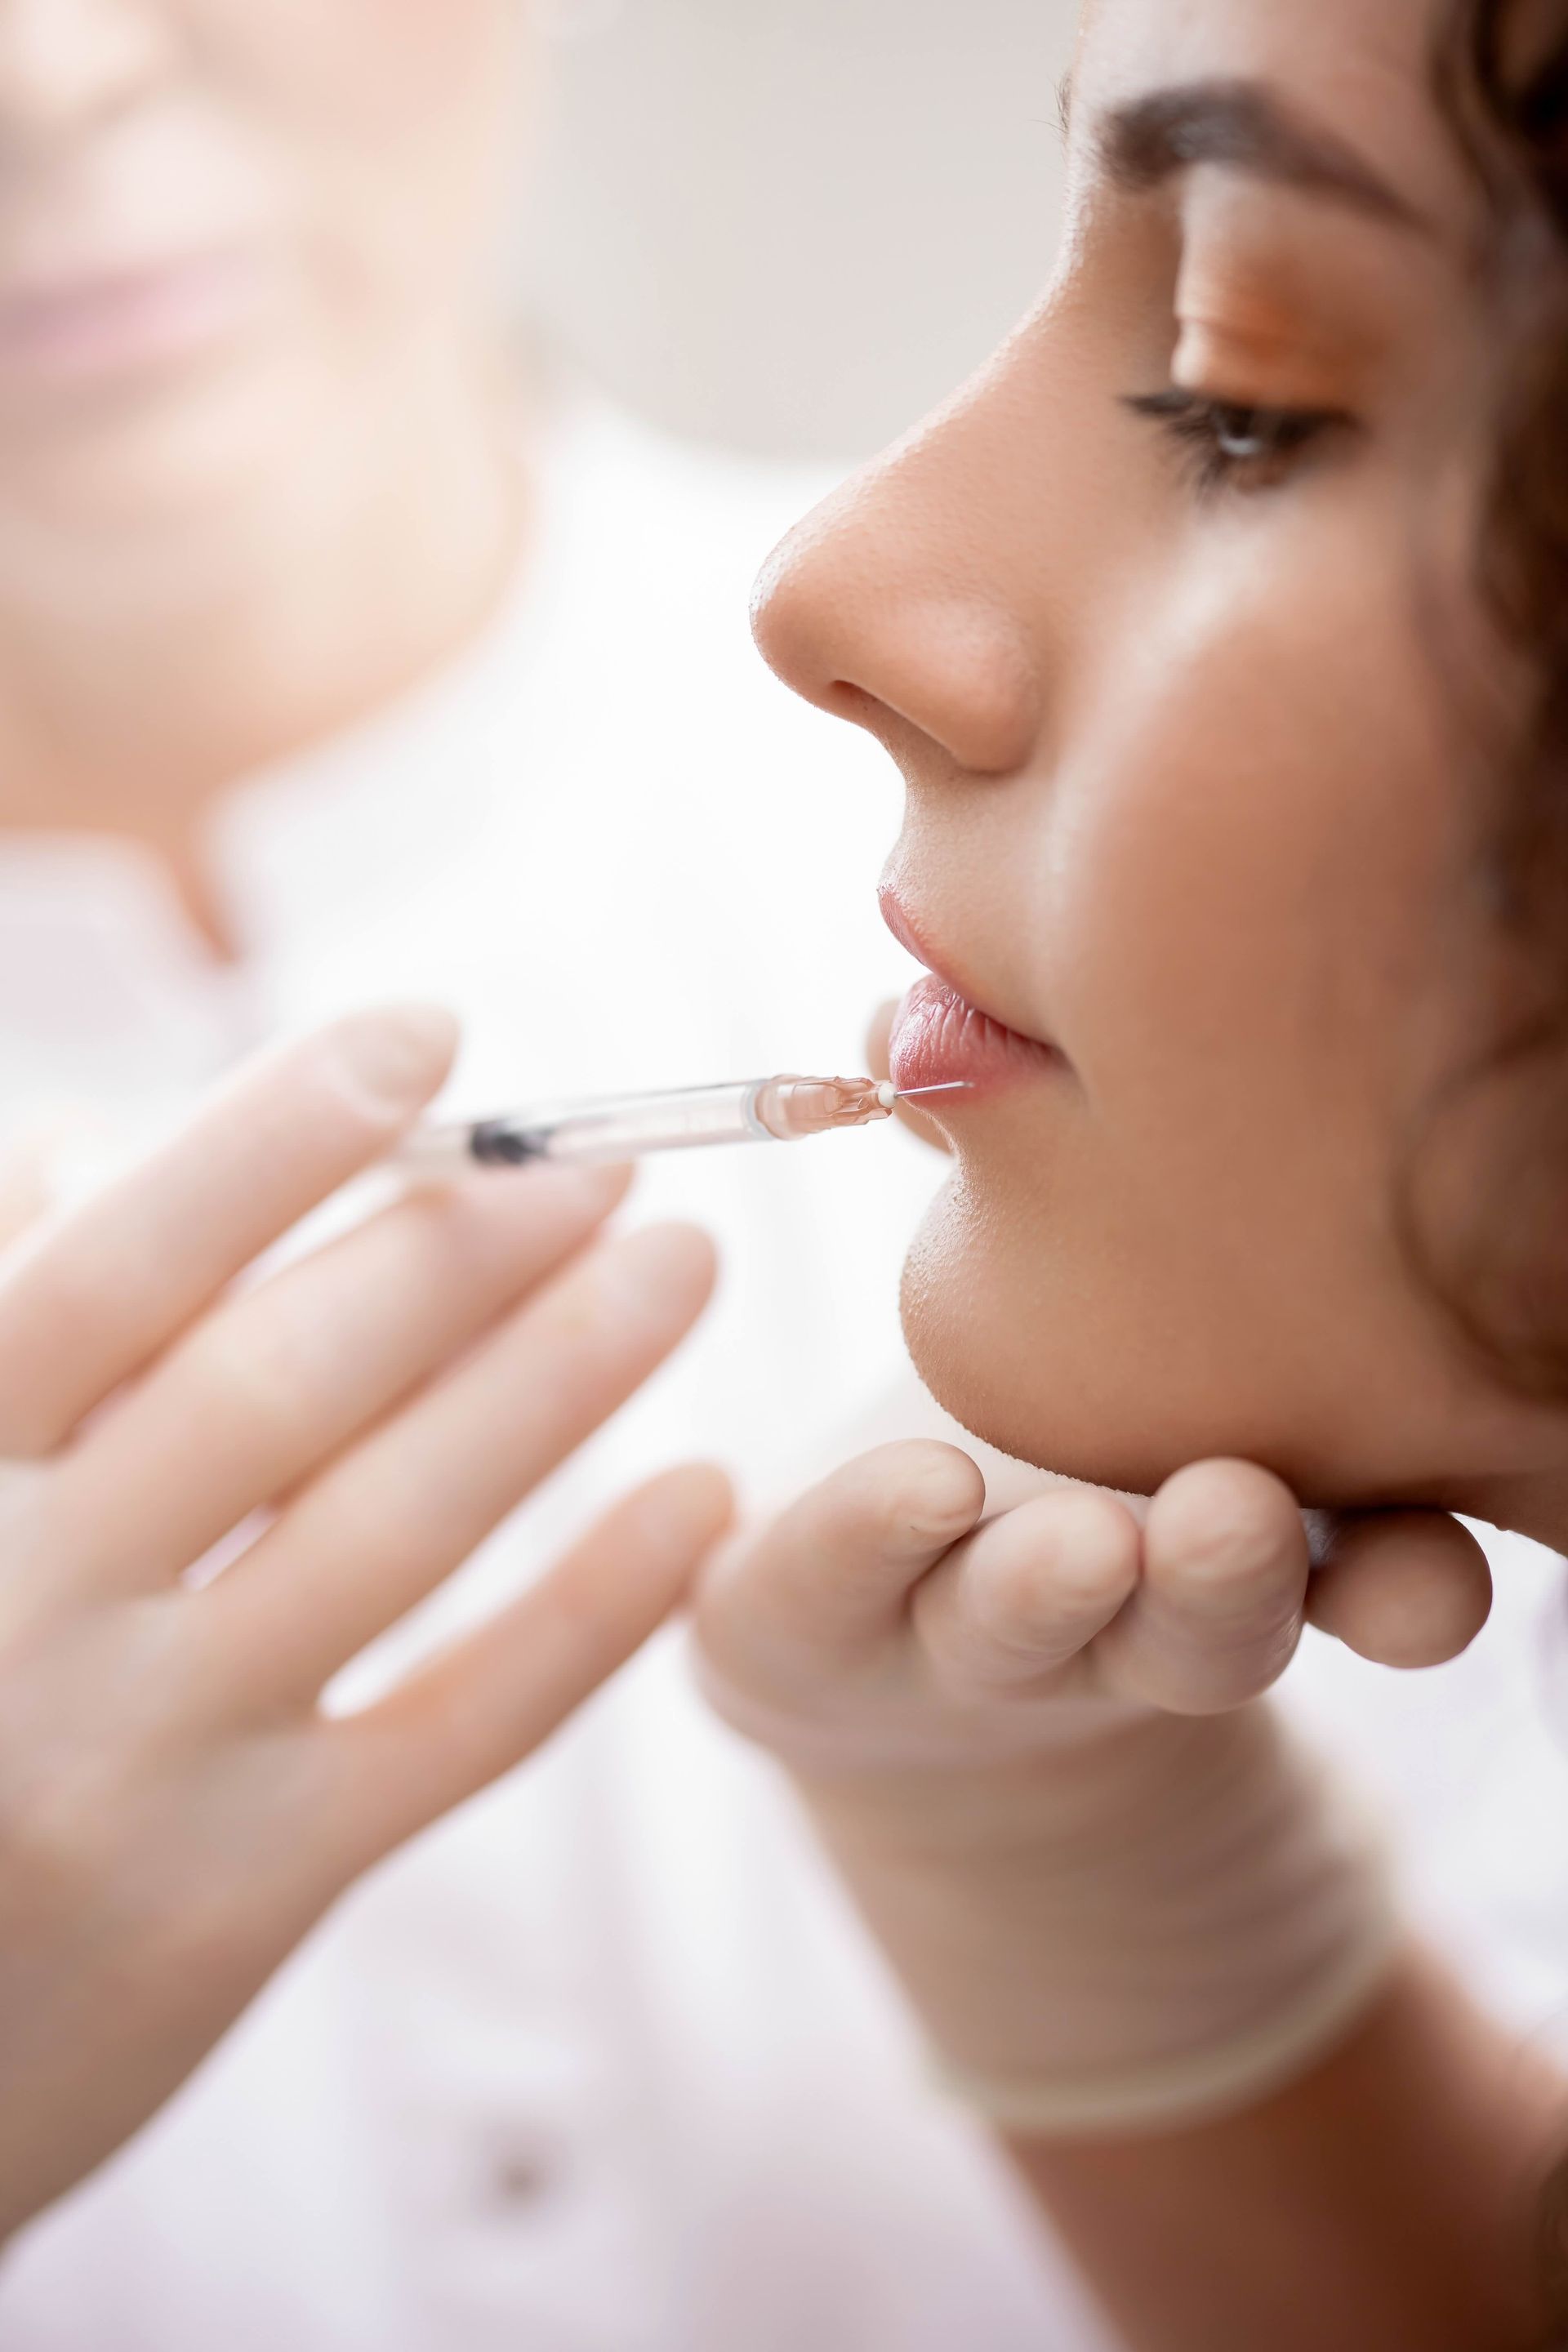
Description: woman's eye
1123,386,1351,495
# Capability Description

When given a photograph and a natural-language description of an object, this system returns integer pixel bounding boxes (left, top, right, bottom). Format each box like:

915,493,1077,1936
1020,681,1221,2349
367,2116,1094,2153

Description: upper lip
879,881,1055,1054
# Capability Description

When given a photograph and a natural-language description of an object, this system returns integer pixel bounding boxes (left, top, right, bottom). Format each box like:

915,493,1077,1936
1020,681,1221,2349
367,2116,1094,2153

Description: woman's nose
751,420,1045,780
0,0,176,154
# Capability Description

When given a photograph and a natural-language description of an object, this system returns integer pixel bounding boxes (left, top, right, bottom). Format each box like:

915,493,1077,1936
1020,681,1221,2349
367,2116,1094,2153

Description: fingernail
326,1005,459,1116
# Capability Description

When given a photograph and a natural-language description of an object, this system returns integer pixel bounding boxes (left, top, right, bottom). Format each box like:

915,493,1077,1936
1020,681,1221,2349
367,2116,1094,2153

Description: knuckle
0,1723,143,1923
0,1615,323,1966
0,1801,89,1922
1111,1614,1302,1713
184,1314,316,1449
970,1501,1131,1642
1180,1641,1301,1710
0,1254,158,1451
923,1574,1042,1686
1143,1608,1303,1698
1040,1492,1139,1597
33,1244,134,1352
971,1551,1059,1642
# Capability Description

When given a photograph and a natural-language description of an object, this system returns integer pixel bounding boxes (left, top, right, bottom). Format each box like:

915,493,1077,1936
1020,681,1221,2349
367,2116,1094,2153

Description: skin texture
0,1007,729,2237
697,0,1568,2340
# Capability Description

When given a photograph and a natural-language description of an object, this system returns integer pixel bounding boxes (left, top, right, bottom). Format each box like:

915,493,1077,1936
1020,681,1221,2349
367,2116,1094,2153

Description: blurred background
524,0,1077,461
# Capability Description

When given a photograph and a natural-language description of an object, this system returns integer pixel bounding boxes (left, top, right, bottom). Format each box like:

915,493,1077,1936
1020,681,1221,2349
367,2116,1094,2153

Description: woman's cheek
1051,559,1460,1144
893,590,1477,1490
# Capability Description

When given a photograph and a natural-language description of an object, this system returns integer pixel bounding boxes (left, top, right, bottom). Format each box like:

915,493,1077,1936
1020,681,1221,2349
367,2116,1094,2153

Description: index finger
0,1005,457,1457
1091,1459,1310,1714
702,1441,987,1668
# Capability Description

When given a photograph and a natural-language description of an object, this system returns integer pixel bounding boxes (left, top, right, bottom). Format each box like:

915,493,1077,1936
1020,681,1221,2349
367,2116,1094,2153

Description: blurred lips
0,249,261,386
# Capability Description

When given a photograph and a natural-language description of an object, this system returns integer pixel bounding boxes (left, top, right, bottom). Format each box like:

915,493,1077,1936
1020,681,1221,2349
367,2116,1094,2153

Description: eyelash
1124,387,1351,495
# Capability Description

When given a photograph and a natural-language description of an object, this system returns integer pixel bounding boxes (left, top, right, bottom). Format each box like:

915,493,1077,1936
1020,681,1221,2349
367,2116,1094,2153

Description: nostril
848,595,1044,777
929,603,1040,771
752,477,1042,777
822,679,884,728
756,566,1042,777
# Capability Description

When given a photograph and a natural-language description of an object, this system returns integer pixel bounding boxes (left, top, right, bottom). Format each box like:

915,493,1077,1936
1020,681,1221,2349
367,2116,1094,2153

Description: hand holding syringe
394,1075,969,1174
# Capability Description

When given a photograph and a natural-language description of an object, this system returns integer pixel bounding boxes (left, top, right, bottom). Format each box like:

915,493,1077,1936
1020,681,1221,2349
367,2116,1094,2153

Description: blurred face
0,0,526,533
755,0,1564,1508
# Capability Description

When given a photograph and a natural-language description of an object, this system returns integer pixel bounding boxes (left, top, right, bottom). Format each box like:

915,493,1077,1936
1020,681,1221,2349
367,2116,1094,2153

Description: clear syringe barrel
481,1080,773,1165
395,1075,895,1174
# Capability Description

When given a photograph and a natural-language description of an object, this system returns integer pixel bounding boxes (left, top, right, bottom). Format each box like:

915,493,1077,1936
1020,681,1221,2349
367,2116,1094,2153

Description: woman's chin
898,1186,1209,1497
898,1192,1111,1485
897,1187,1488,1509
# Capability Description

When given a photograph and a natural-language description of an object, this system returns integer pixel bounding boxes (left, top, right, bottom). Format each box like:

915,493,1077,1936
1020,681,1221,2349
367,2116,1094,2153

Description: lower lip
0,253,260,386
889,973,1061,1102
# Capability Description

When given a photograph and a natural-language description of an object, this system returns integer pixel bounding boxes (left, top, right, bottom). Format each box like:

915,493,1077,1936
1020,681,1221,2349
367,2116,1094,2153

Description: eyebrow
1099,79,1429,232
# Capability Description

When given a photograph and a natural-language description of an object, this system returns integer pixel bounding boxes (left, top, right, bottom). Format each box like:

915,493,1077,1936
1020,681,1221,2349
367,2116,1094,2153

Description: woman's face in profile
757,0,1564,1511
0,0,524,529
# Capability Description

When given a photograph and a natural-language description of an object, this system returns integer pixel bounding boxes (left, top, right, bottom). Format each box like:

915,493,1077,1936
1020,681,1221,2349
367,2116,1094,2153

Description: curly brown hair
1394,0,1568,1405
1443,3,1568,2323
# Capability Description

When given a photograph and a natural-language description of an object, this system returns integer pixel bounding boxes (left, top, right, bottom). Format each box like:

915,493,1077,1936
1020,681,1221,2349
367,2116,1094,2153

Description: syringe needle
893,1083,973,1101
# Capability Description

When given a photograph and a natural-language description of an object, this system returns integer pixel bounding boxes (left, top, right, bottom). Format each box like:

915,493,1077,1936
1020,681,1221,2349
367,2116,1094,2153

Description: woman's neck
0,341,530,946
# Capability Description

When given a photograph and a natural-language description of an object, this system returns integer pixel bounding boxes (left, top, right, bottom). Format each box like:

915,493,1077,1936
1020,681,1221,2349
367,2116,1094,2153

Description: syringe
394,1074,967,1174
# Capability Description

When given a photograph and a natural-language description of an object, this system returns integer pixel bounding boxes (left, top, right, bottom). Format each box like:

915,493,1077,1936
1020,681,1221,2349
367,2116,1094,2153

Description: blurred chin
0,344,320,537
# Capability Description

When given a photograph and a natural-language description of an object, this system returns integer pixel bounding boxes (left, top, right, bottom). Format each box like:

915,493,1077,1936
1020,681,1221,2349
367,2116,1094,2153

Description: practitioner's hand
696,1444,1488,1787
695,1446,1439,2134
0,1008,729,2238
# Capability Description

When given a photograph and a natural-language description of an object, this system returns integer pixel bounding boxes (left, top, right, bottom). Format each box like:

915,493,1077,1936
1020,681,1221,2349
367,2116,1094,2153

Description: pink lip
880,887,1062,1102
889,973,1060,1098
0,251,260,385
